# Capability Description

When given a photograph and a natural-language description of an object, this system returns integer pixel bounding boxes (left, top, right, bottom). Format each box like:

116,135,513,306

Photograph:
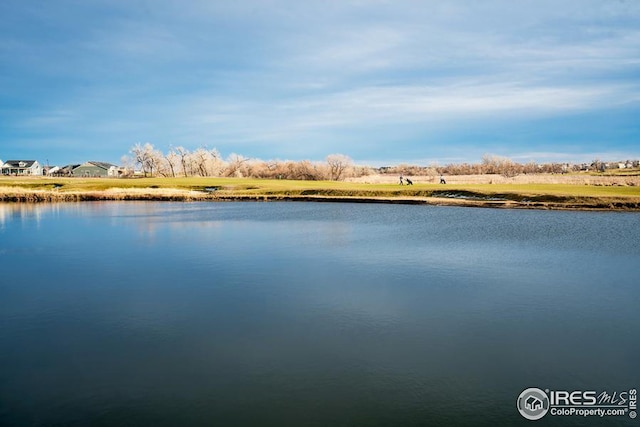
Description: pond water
1,202,639,426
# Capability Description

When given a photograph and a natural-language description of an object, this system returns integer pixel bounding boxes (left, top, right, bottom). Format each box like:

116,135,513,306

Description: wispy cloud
1,0,639,164
184,80,638,137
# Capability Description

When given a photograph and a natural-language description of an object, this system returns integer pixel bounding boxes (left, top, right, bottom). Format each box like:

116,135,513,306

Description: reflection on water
0,202,639,427
0,203,49,228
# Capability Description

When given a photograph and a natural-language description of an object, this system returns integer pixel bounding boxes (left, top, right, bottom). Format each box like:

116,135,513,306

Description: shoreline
1,188,639,211
1,175,639,211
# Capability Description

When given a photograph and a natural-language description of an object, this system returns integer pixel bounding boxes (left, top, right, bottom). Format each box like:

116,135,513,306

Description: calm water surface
1,202,639,426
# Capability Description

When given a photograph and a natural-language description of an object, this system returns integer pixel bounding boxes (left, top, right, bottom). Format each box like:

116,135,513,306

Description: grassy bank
1,176,639,210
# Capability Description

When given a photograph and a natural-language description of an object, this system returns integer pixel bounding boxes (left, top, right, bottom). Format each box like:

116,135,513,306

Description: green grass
0,177,640,210
1,176,639,206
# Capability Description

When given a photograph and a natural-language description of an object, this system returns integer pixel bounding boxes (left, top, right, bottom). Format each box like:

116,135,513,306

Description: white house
1,160,43,176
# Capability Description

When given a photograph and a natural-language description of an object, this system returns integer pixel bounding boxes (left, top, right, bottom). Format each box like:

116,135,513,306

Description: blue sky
1,0,639,166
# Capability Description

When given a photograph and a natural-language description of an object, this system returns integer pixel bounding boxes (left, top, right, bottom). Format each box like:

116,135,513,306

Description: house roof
3,160,38,168
76,161,117,170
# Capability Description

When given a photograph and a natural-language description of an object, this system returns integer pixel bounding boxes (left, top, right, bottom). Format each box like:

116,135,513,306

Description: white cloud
2,0,639,164
181,80,638,139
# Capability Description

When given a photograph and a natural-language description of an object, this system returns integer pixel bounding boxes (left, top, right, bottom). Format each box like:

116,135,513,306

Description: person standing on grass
399,176,404,185
440,175,446,184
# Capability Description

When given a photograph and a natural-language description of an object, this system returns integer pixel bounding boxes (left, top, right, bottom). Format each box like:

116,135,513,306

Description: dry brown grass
347,173,640,186
1,175,640,210
0,186,212,202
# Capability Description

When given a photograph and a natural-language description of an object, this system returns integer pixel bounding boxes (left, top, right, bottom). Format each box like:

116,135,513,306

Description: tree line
125,143,362,180
384,155,569,177
124,144,638,180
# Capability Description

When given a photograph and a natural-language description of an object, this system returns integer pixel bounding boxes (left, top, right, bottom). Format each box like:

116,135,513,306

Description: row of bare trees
124,143,360,180
124,144,635,180
383,155,585,178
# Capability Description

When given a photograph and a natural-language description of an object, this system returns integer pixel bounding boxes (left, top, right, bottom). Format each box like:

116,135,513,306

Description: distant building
1,160,43,176
45,166,61,175
72,161,120,177
52,164,81,177
42,165,57,175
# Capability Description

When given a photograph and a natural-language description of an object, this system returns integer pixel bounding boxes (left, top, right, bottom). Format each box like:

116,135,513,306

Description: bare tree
206,148,224,176
187,148,224,176
149,145,164,177
130,143,148,176
131,143,151,176
175,146,191,177
326,154,353,181
481,154,521,177
130,143,164,177
224,153,248,177
164,148,180,178
592,159,605,173
120,155,135,177
191,148,210,177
